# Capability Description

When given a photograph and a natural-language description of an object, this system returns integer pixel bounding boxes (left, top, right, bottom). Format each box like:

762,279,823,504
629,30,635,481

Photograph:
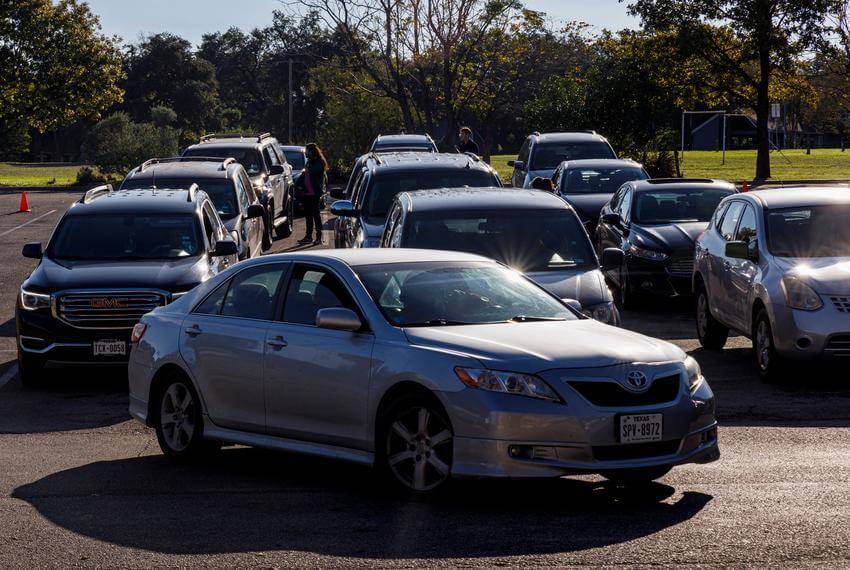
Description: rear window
633,188,733,224
530,141,616,170
373,141,434,152
122,177,238,220
364,169,500,219
282,149,305,170
561,167,648,194
183,147,264,176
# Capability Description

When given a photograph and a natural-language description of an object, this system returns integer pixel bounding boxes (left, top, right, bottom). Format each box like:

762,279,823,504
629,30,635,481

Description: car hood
24,256,209,293
562,193,613,222
403,319,684,373
525,268,609,308
632,221,707,253
774,257,850,294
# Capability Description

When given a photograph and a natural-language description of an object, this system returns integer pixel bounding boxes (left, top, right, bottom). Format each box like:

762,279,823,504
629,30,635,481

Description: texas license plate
619,413,663,444
93,340,126,356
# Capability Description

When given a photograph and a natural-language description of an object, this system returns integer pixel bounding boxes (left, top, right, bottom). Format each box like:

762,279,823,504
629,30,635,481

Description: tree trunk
754,41,771,180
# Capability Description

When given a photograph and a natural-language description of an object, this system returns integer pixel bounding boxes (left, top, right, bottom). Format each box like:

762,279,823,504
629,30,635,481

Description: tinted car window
530,142,616,170
364,170,499,219
767,205,850,257
195,282,229,315
719,201,745,240
235,175,251,211
220,265,286,320
263,146,280,167
184,147,264,175
404,210,595,272
517,139,531,163
282,149,305,170
561,167,648,194
634,188,734,225
736,205,758,244
121,178,239,220
50,214,201,260
356,262,577,327
282,265,358,326
373,141,434,152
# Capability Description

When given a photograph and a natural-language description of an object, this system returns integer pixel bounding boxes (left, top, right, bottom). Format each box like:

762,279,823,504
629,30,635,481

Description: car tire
753,308,786,383
377,394,454,494
695,284,729,350
602,465,672,486
154,374,219,460
17,349,45,388
262,202,274,250
275,197,294,239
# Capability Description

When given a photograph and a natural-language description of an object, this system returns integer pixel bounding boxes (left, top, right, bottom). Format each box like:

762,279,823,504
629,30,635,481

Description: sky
83,0,641,46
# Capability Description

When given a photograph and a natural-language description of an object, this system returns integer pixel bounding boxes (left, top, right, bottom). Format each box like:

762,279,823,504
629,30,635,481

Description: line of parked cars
16,128,848,495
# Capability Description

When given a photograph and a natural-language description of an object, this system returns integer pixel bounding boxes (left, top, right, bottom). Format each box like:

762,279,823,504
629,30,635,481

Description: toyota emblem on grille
90,297,127,309
626,371,648,390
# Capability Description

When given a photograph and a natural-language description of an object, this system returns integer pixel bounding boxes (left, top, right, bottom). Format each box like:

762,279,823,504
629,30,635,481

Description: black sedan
595,178,737,307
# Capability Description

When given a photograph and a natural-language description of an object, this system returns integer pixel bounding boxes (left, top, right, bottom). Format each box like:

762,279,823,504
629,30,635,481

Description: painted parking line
0,209,58,238
0,364,18,389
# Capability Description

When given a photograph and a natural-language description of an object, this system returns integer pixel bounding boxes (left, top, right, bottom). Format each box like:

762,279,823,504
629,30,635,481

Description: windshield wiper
402,318,475,327
509,315,567,322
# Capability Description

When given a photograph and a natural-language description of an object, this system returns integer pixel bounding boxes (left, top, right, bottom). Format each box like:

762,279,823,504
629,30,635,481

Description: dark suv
509,131,617,188
330,152,502,248
121,157,266,259
370,133,438,153
183,133,295,244
16,184,238,385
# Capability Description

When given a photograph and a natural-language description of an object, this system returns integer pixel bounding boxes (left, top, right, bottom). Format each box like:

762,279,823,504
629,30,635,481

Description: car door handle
184,325,202,336
267,336,288,349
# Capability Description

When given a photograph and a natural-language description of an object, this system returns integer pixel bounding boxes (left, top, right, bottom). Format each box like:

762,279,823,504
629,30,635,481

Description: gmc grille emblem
90,298,127,309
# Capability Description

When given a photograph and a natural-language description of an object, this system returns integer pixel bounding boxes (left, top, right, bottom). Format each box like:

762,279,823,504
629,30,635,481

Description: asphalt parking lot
1,188,849,567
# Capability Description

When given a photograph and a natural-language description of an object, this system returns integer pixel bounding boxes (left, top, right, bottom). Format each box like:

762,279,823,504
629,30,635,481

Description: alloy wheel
696,293,709,339
385,406,452,492
159,382,196,452
756,320,771,372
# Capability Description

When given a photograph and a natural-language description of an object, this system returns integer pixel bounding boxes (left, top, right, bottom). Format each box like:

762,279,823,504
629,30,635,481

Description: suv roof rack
137,156,238,172
80,184,114,204
367,152,384,165
463,151,481,163
199,132,271,143
646,178,715,185
186,183,200,202
532,131,541,137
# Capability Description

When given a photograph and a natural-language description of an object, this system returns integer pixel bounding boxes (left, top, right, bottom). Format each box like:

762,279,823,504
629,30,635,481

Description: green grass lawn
0,163,84,186
491,149,850,183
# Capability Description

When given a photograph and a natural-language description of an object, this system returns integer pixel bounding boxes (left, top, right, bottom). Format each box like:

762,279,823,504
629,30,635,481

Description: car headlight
455,367,561,402
583,301,616,324
628,244,668,261
781,276,822,311
20,288,50,311
684,356,703,392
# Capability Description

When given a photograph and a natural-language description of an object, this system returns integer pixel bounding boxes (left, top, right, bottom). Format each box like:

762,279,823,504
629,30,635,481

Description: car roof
559,159,642,170
186,140,265,152
399,188,567,212
278,145,305,152
532,132,609,143
366,152,493,173
124,159,233,181
745,186,850,209
630,179,737,193
66,188,203,215
248,248,495,268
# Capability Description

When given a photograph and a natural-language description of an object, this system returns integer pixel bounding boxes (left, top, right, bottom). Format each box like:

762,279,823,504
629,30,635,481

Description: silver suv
693,187,850,381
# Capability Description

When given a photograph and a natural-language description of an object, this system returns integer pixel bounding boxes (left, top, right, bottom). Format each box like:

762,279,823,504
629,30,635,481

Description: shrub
76,166,109,185
81,112,180,174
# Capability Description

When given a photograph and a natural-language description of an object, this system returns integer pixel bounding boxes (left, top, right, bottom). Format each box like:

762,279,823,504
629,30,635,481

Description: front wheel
695,285,729,349
753,309,786,383
154,376,218,460
275,196,294,239
378,396,454,494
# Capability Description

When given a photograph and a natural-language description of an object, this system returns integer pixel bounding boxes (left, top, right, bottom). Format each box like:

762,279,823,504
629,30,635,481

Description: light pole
288,58,294,144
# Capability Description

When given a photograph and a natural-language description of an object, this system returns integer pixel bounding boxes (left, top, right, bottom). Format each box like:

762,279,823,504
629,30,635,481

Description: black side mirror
211,238,238,257
22,242,43,259
512,160,525,171
269,164,285,176
246,204,265,219
726,240,757,261
601,213,621,226
600,248,625,271
561,298,583,313
330,200,358,217
507,160,516,167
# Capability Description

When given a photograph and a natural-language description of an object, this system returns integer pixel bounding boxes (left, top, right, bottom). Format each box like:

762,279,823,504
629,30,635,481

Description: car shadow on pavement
12,447,712,558
0,366,129,434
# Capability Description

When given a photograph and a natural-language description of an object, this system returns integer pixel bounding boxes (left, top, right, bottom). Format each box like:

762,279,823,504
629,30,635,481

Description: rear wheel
261,201,274,250
695,284,729,349
275,196,294,239
602,465,671,486
753,309,786,383
154,375,219,460
17,349,44,388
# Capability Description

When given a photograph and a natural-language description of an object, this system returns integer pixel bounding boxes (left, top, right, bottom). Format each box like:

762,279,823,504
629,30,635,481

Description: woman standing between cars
297,143,328,245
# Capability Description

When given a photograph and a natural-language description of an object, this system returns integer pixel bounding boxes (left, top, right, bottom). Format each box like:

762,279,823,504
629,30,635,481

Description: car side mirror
330,200,358,217
512,160,525,171
246,204,265,219
561,298,583,312
316,307,362,332
507,160,516,167
725,240,749,260
269,164,285,176
601,213,621,226
600,248,624,271
211,238,238,257
22,242,43,259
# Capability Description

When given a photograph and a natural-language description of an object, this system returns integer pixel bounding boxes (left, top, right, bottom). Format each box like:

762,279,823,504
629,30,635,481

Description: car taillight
130,323,147,344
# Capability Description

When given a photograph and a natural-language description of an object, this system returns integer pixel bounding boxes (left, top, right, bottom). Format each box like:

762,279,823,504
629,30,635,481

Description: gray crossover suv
128,249,718,493
509,132,617,188
694,187,850,381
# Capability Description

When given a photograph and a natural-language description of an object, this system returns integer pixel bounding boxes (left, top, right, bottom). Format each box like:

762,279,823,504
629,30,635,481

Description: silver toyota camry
128,249,719,493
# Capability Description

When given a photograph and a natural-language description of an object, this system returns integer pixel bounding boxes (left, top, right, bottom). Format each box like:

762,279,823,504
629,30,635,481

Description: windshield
50,214,202,260
282,149,305,170
364,170,499,219
633,188,733,224
530,142,616,170
121,178,238,220
183,147,264,175
562,167,647,194
768,205,850,257
404,210,595,272
356,262,577,327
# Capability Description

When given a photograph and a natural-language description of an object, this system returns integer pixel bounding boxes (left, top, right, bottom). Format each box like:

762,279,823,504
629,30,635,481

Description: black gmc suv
16,184,238,385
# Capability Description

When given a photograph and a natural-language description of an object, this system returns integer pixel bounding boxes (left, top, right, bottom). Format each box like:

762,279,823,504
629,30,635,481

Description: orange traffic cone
18,192,31,213
742,179,749,193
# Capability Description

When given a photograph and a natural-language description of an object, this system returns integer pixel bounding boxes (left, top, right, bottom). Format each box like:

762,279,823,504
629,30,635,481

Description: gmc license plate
93,340,126,356
619,413,663,444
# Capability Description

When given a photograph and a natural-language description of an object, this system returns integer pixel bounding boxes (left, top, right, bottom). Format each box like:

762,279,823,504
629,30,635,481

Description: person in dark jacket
456,126,479,155
296,143,328,245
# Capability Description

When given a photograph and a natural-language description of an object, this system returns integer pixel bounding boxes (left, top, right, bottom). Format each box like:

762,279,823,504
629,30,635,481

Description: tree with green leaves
628,0,838,180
